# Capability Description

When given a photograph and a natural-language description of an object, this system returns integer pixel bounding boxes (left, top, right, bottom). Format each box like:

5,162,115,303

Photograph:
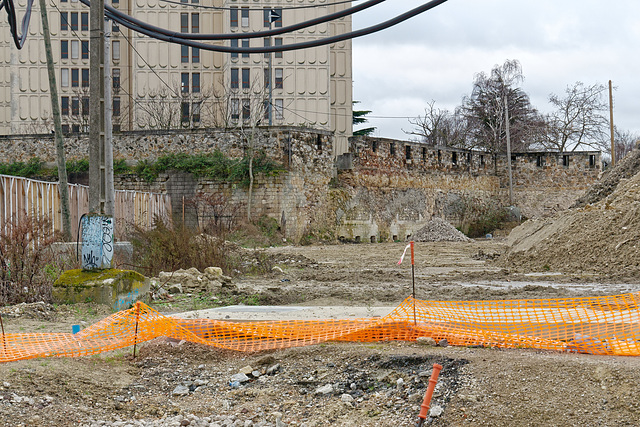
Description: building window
480,154,485,166
60,12,68,31
112,21,119,33
181,45,189,63
71,96,79,115
181,73,189,93
275,99,283,120
274,38,283,58
263,100,269,121
70,40,79,59
181,102,190,124
405,145,411,161
264,8,282,27
81,12,88,31
112,0,118,5
71,68,79,87
192,101,201,123
274,68,283,89
241,7,249,27
113,96,120,116
452,152,458,165
230,98,239,120
81,41,89,60
180,13,188,33
536,155,544,168
192,73,200,93
242,98,250,120
112,68,120,91
241,39,249,58
72,124,80,133
82,96,89,116
70,12,78,31
230,39,238,59
61,96,69,115
61,40,69,59
242,68,250,89
192,47,200,63
230,68,239,89
589,154,596,168
81,68,89,87
390,143,395,156
112,40,120,60
562,155,570,167
191,13,199,33
62,124,70,133
61,68,69,87
422,147,427,162
263,68,270,89
230,7,238,28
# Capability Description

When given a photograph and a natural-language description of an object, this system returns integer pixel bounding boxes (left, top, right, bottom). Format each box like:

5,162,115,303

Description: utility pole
89,0,105,213
38,0,72,241
504,93,513,206
104,10,115,216
609,80,615,167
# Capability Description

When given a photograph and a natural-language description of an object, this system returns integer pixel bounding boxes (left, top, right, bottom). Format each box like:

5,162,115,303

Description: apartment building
0,0,353,155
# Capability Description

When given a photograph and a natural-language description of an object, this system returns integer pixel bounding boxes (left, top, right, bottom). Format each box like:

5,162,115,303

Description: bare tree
461,59,540,155
614,127,639,161
405,101,471,148
544,82,609,152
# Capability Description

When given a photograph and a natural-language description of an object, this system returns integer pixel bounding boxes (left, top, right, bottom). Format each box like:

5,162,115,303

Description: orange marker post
416,363,443,426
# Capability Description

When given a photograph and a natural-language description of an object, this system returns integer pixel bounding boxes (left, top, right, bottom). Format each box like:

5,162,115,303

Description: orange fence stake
132,302,140,359
416,363,443,426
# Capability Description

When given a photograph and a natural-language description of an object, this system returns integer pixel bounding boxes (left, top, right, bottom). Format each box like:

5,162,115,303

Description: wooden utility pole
609,80,615,167
38,0,72,241
504,93,513,205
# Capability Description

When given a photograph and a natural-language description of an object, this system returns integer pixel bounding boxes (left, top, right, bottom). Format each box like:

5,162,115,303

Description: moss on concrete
53,269,149,311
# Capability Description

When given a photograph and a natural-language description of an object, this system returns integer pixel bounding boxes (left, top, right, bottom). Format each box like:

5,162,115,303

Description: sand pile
500,148,640,277
412,217,470,242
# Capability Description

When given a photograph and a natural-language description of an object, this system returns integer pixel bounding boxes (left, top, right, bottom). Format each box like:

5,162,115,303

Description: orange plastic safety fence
3,293,640,363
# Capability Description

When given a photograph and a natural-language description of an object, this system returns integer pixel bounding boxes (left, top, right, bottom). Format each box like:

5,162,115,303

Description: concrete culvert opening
355,236,361,243
370,236,376,243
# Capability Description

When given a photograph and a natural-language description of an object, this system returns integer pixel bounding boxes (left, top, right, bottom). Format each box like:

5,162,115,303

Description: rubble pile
411,218,470,242
501,147,640,276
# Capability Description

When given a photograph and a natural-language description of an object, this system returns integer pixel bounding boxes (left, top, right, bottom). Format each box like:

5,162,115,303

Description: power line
100,0,449,53
94,0,386,41
158,0,361,11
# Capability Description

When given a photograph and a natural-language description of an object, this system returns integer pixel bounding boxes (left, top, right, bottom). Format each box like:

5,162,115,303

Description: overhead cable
85,0,386,41
100,0,449,53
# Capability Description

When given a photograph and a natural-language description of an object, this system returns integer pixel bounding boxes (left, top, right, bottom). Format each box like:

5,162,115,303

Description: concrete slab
170,305,396,321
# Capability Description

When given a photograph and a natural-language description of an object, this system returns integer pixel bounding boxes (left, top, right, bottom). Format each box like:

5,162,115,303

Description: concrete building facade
0,0,353,155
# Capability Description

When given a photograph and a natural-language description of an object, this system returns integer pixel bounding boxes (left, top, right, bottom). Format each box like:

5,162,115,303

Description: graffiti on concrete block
115,288,140,311
81,215,115,270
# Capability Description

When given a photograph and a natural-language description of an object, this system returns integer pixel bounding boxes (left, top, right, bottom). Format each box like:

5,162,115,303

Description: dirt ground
2,240,640,426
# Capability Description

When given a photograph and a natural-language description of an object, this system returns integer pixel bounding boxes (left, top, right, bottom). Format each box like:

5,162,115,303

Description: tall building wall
0,0,352,155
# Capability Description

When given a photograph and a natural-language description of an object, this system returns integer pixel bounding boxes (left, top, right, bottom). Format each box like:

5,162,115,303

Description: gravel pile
412,218,470,242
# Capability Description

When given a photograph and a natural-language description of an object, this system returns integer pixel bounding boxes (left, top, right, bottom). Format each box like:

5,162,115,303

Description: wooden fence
0,175,171,239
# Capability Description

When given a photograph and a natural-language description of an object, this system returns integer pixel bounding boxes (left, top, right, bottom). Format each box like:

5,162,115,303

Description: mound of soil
500,148,640,277
412,218,470,242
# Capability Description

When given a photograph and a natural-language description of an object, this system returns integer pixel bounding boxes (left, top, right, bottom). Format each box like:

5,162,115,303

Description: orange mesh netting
3,293,640,363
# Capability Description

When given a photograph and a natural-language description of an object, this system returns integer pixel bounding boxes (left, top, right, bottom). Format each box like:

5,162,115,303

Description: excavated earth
3,238,640,426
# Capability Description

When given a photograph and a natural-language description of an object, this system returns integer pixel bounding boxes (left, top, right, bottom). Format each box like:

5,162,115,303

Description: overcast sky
352,0,640,142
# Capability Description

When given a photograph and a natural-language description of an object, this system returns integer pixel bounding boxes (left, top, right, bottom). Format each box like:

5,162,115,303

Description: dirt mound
572,148,640,208
412,217,470,242
500,148,640,277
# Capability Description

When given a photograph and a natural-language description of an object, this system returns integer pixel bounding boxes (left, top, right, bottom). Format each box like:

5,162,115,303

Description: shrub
130,216,239,277
0,214,69,305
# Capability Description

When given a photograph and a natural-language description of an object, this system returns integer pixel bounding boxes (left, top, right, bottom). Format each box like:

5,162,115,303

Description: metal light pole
89,0,105,213
104,11,115,216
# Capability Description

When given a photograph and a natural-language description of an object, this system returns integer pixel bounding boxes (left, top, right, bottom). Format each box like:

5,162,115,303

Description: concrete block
53,269,150,312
